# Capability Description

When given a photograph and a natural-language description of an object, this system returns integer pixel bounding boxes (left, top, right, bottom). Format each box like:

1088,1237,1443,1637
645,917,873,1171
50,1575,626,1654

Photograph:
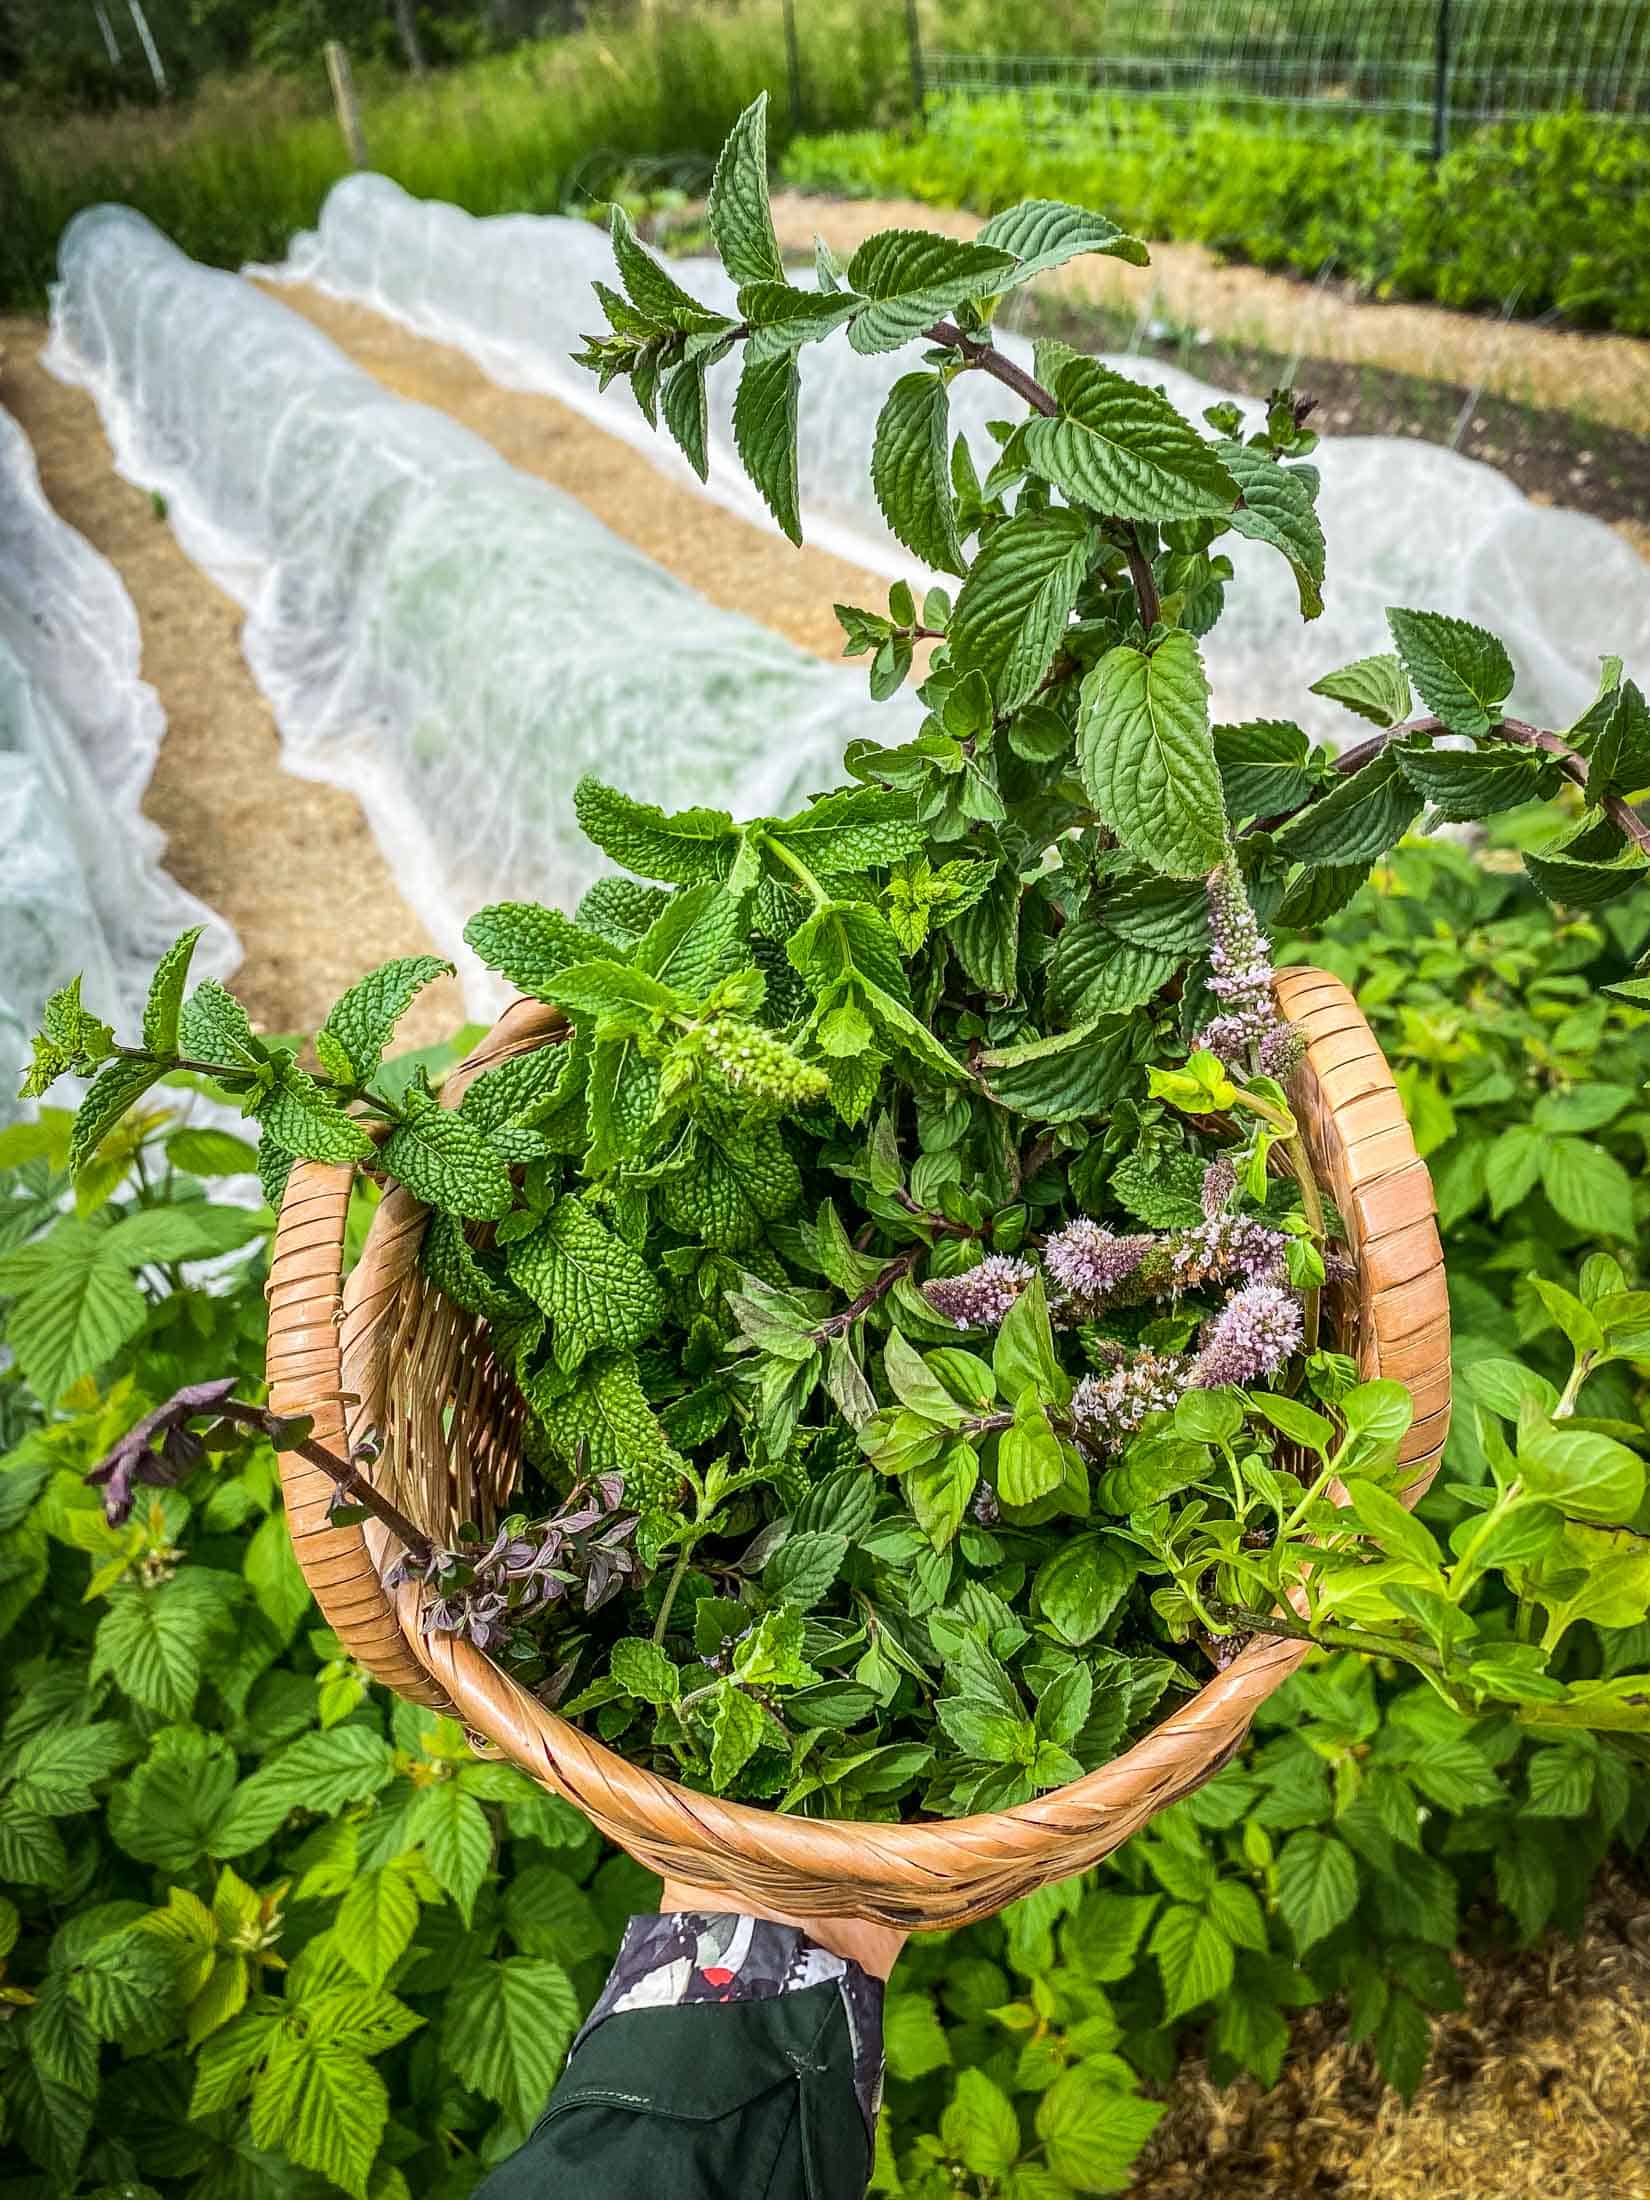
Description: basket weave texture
267,967,1449,1928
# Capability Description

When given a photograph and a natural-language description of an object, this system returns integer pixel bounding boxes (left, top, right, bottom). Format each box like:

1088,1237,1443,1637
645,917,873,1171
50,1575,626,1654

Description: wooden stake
325,40,369,168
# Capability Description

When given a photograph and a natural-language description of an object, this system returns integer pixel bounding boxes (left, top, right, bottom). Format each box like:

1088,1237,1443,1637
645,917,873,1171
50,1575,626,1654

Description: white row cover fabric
0,405,238,1118
269,174,1650,737
49,207,912,1016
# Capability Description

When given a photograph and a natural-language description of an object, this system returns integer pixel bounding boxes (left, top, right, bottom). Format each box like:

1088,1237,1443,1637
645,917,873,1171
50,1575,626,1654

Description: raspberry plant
27,97,1650,1823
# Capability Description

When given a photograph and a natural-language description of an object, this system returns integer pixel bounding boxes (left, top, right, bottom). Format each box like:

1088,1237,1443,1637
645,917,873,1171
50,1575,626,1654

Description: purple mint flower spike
1200,1157,1237,1220
923,1253,1035,1331
1070,1350,1194,1454
1191,1282,1304,1389
1191,859,1301,1076
1172,1213,1290,1293
1042,1219,1155,1314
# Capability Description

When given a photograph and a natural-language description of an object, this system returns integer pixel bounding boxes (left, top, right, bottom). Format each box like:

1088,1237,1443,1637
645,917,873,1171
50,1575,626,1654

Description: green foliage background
4,835,1649,2197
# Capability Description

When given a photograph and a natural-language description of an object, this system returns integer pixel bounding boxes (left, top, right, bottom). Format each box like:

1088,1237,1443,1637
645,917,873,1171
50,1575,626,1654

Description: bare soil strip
772,192,1650,441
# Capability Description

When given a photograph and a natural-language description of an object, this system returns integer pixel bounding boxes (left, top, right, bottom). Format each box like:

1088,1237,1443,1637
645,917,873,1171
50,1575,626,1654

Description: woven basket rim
267,968,1450,1923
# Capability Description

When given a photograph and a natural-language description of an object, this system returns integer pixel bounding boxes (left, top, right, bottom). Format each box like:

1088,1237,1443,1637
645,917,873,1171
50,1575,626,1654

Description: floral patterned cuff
572,1911,886,2146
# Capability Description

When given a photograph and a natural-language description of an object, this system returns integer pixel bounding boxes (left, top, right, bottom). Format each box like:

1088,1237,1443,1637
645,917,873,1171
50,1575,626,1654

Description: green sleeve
472,1978,870,2200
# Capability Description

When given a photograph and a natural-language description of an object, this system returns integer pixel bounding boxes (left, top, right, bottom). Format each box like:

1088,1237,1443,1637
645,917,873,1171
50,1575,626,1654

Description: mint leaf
1397,741,1556,821
1021,358,1238,521
705,92,785,285
976,198,1149,280
741,282,860,363
523,1349,684,1506
1387,607,1514,738
661,357,710,479
1309,651,1413,728
608,204,728,333
844,229,1018,353
1217,442,1325,618
573,777,739,886
949,508,1089,713
1523,810,1647,908
68,1059,164,1176
1078,632,1227,877
318,956,452,1085
507,1196,665,1372
178,979,263,1069
381,1079,512,1220
871,373,965,576
769,789,926,875
1213,719,1315,820
463,901,614,999
733,349,802,543
253,1067,376,1168
142,925,206,1054
610,1639,681,1705
978,1019,1143,1119
1272,750,1423,866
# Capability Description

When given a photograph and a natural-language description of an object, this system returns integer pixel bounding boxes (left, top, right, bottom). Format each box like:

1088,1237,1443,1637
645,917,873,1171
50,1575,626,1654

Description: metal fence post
905,0,925,125
1431,0,1452,162
326,40,370,169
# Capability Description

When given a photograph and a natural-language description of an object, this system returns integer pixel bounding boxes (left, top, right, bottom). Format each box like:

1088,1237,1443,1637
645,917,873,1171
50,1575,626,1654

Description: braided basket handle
268,970,1449,1924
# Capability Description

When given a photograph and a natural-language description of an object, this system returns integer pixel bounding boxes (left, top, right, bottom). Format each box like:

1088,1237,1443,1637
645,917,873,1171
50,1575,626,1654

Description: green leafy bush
781,99,1650,338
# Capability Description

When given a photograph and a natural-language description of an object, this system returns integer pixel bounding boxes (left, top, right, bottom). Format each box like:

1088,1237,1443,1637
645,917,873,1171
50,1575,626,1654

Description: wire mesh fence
919,0,1650,156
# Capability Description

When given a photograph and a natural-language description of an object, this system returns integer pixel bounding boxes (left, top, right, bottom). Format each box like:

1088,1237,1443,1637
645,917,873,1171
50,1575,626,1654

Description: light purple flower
1043,1219,1154,1313
1171,1212,1290,1292
1070,1350,1193,1453
1190,1282,1304,1388
1200,1157,1237,1221
1191,860,1301,1076
923,1253,1035,1331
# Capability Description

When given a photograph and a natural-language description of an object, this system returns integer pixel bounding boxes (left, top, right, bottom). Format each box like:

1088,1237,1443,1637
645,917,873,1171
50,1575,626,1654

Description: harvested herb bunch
39,97,1650,1820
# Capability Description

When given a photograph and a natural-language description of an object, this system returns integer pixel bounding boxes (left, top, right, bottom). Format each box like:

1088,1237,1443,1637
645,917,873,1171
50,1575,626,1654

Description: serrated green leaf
706,93,785,285
522,1348,685,1507
319,956,452,1085
1309,652,1413,728
941,2066,1022,2177
1271,750,1422,866
1523,809,1649,908
977,197,1150,280
381,1080,512,1220
1273,1828,1359,1952
1078,632,1227,877
1022,358,1238,522
333,1866,420,1987
1387,607,1514,738
1397,740,1557,821
608,203,728,333
871,373,965,576
255,1068,376,1167
845,229,1018,353
572,777,739,886
978,1017,1144,1120
1217,442,1324,617
733,348,802,543
1213,719,1315,820
407,1779,493,1923
0,1219,147,1406
142,925,206,1054
658,1117,803,1249
1150,1901,1234,2019
949,507,1090,713
444,1955,579,2124
178,979,263,1069
68,1058,164,1176
769,788,926,875
507,1195,664,1372
251,2035,386,2200
463,900,615,999
1037,2065,1166,2191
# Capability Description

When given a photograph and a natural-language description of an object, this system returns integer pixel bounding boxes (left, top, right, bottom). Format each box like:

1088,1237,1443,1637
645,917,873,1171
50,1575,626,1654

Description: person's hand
659,1877,908,1980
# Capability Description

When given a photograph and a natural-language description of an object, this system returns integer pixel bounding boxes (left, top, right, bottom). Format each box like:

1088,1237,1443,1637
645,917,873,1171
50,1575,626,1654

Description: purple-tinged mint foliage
86,1378,239,1524
1042,1219,1155,1313
1193,859,1304,1079
1190,1283,1305,1388
1070,1350,1194,1454
923,1253,1035,1331
388,1471,640,1650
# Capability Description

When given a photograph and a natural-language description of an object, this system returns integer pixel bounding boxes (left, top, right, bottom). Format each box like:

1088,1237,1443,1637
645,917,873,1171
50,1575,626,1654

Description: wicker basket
266,966,1449,1928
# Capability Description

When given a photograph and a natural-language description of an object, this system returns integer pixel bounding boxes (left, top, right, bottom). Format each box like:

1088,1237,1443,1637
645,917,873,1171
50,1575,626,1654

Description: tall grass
2,0,913,311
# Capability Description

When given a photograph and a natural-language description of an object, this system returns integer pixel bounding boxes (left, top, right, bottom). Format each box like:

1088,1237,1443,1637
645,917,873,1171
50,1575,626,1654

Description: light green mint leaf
977,1018,1144,1120
976,197,1150,280
42,973,114,1061
1271,750,1423,867
1216,441,1325,618
608,203,730,334
870,373,965,576
178,978,264,1070
1045,924,1180,1025
142,925,206,1054
764,1529,849,1608
1021,359,1239,522
787,898,911,1002
1386,606,1515,738
462,900,615,1000
380,1078,512,1219
769,788,927,875
507,1195,665,1372
709,1685,770,1787
1397,740,1556,821
577,875,673,947
318,956,453,1085
68,1058,165,1176
634,879,751,995
844,229,1019,354
587,1036,663,1172
543,959,684,1026
1309,651,1413,728
733,348,802,543
611,1638,681,1705
254,1067,376,1168
860,977,969,1085
572,776,740,886
706,93,785,286
658,1117,802,1250
1078,631,1228,877
521,1348,685,1508
949,507,1090,713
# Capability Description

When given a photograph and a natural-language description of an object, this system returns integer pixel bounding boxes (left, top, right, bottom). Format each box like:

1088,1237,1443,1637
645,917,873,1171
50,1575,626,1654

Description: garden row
783,101,1650,338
